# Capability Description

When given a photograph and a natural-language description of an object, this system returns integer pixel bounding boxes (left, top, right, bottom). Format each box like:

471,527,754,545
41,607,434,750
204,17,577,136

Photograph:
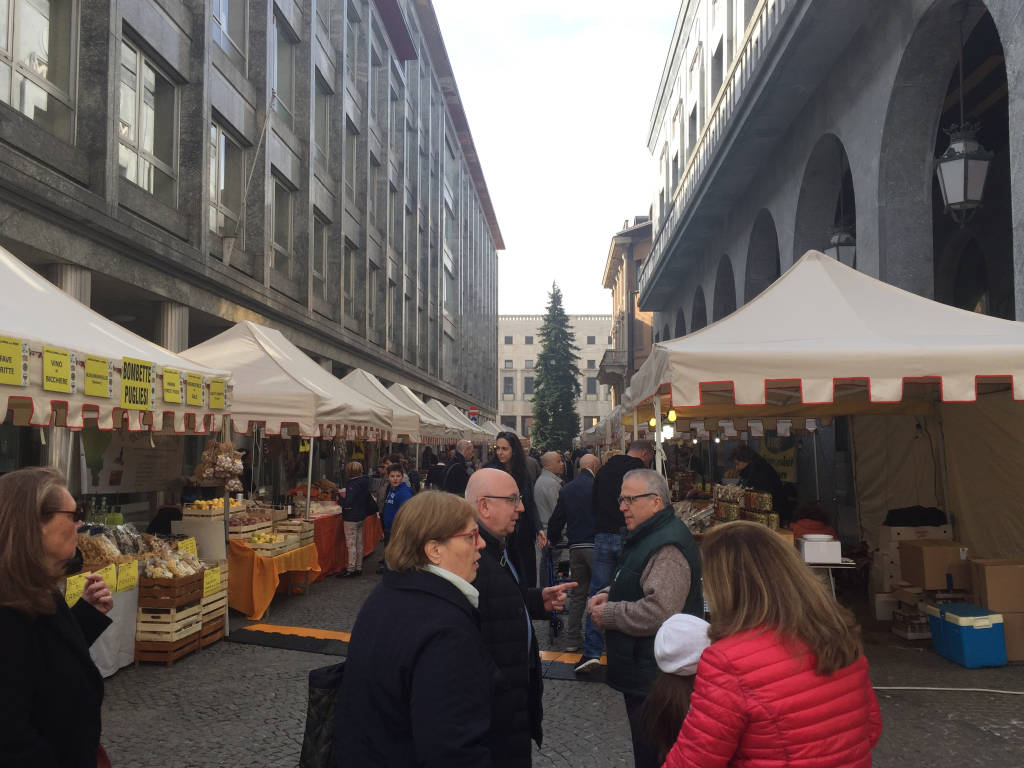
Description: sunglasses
449,527,480,545
50,505,86,522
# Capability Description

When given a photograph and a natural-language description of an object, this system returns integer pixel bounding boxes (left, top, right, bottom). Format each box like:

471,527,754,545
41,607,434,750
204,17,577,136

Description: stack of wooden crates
135,571,204,666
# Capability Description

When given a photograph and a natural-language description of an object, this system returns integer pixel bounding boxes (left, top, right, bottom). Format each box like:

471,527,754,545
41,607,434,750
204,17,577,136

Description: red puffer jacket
662,628,881,768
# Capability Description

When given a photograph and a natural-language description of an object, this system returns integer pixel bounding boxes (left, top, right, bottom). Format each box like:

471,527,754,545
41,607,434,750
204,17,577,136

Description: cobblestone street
102,547,1024,767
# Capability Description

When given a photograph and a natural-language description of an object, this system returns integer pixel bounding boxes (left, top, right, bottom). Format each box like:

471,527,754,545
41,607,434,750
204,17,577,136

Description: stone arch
792,134,856,267
674,307,686,337
744,209,781,302
712,256,737,322
691,287,708,332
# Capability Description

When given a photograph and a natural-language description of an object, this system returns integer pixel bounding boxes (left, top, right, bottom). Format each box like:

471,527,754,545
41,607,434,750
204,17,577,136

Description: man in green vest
587,469,702,768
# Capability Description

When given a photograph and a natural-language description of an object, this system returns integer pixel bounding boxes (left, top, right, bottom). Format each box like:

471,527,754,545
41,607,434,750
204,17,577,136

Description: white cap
654,614,712,676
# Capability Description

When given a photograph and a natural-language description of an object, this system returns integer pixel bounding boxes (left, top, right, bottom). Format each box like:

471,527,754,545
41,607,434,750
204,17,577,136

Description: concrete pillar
156,301,189,353
46,264,92,477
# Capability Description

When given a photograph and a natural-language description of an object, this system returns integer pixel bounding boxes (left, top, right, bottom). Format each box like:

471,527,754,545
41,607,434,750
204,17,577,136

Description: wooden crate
138,570,204,608
135,632,201,667
201,590,228,622
227,520,273,539
248,535,299,557
299,531,315,547
200,616,226,648
274,519,314,535
136,602,203,642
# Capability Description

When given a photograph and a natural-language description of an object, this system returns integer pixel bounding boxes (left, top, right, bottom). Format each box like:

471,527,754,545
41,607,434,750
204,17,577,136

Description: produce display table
89,585,138,678
311,512,383,580
228,540,321,620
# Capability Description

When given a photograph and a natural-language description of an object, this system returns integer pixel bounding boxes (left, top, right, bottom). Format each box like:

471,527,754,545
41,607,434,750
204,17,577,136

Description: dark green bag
299,661,346,768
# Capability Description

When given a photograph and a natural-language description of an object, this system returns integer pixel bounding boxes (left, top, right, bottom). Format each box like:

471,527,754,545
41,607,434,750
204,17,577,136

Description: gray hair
456,439,473,453
622,468,671,507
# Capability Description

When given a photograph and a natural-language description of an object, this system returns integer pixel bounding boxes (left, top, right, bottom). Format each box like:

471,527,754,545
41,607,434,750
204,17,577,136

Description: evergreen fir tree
531,283,581,450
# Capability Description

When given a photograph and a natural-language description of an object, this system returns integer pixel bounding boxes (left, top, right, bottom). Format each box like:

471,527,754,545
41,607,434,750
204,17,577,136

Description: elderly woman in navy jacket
335,491,493,767
0,467,114,768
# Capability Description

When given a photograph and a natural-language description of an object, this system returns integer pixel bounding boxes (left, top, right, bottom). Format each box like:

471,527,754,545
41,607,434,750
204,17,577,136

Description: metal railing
638,0,791,299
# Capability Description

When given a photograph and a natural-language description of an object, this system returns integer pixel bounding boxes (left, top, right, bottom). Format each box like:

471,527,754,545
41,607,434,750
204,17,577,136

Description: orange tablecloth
311,513,384,580
228,540,321,620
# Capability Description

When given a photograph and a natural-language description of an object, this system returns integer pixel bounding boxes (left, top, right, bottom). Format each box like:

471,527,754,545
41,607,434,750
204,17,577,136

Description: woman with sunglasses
486,431,545,587
0,466,114,768
336,490,492,767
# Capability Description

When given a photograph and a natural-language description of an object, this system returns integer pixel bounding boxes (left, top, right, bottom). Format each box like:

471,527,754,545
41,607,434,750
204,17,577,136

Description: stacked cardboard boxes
872,525,953,620
971,559,1024,661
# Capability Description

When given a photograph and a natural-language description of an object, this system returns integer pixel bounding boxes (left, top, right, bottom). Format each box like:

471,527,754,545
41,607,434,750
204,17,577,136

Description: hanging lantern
824,228,856,267
649,416,657,428
936,125,992,226
667,409,677,422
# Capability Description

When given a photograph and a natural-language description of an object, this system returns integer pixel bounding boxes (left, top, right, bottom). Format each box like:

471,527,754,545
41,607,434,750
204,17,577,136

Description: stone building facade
497,315,614,442
0,0,500,417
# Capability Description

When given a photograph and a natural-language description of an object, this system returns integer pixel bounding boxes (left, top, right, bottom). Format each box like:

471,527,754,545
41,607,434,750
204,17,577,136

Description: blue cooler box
924,602,1007,668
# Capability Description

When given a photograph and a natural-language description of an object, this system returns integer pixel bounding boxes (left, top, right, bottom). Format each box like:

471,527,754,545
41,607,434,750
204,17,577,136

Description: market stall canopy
182,321,392,439
386,383,453,442
423,398,475,441
341,369,423,443
443,403,489,442
479,420,500,439
626,250,1024,419
0,248,231,433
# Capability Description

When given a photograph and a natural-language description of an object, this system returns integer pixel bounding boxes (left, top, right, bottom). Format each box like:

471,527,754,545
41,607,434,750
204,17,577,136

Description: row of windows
501,376,607,397
501,334,613,346
502,359,598,370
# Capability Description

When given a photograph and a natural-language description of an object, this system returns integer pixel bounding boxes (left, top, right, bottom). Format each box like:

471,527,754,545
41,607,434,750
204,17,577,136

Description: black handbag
299,661,346,768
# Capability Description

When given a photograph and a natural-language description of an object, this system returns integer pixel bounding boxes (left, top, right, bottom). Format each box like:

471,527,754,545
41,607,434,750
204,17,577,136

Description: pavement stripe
246,623,352,642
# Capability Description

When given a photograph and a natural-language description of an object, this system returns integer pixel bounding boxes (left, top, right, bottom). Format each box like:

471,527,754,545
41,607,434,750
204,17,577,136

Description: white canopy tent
443,402,489,442
341,369,424,444
623,250,1024,557
479,419,500,439
423,398,475,441
387,383,454,443
182,321,392,439
0,248,230,433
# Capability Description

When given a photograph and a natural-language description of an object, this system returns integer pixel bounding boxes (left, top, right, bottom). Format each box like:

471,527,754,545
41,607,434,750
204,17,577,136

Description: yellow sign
203,566,222,597
95,563,117,589
299,439,311,453
163,368,182,404
116,560,139,592
185,372,204,406
0,336,27,387
762,444,797,483
209,378,225,410
84,355,112,398
120,357,153,411
178,537,198,557
64,573,86,607
43,346,73,393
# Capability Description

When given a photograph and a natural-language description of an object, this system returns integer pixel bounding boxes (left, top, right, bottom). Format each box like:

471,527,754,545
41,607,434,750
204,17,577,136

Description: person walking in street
487,432,545,588
533,451,563,586
338,461,372,577
577,439,654,674
546,453,601,652
0,467,115,768
587,469,702,768
662,520,881,768
335,491,492,767
442,439,475,496
465,468,576,768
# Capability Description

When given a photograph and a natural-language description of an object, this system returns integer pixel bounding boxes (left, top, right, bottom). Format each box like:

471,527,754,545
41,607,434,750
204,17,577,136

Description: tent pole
305,437,315,519
632,409,638,443
813,430,821,501
655,407,664,475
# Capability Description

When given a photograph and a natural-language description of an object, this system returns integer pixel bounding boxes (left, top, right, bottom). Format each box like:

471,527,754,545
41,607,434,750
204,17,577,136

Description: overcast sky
432,1,680,316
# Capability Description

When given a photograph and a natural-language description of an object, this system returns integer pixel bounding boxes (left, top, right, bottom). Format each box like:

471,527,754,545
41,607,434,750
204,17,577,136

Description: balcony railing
638,0,792,299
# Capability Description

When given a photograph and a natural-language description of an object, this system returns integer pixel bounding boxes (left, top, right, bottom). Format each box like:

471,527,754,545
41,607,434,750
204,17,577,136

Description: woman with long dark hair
486,431,544,587
662,521,881,768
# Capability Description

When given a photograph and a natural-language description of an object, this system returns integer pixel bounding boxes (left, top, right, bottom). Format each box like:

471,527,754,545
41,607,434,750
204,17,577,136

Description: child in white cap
640,613,712,762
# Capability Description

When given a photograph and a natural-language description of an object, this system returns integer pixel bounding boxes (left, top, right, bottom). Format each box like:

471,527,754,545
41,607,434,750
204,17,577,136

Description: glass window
503,335,512,345
212,0,246,70
502,376,514,396
525,359,533,369
587,359,596,369
344,118,359,198
586,377,597,395
524,376,534,396
503,360,512,369
388,279,399,348
208,122,243,237
314,75,330,165
271,175,292,271
587,335,596,345
316,0,332,39
368,262,380,340
272,14,295,128
443,266,456,315
345,2,360,79
369,46,382,121
118,39,176,206
1,0,74,139
313,214,327,299
607,335,613,345
524,335,533,345
368,153,381,227
343,242,358,318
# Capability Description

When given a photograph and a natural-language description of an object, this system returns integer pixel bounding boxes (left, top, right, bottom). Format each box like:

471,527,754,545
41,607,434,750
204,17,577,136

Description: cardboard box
1002,612,1024,662
874,592,899,622
878,525,952,547
871,549,904,593
899,540,970,590
799,538,842,564
970,559,1024,613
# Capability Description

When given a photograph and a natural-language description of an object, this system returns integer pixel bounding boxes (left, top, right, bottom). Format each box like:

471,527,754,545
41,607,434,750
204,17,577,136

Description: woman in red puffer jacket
662,521,881,768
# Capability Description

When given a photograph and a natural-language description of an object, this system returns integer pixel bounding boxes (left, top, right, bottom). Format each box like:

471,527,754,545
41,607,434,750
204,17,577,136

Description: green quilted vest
605,506,702,696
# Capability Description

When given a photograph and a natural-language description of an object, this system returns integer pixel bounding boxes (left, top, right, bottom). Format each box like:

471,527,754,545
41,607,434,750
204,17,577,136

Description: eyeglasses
617,492,658,507
483,494,522,506
449,527,480,545
51,505,86,522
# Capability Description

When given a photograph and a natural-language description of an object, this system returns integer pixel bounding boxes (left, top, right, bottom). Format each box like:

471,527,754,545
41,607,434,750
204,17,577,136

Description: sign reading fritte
163,368,182,403
120,357,153,411
84,355,112,398
43,346,75,393
209,378,225,410
185,372,204,406
0,335,28,387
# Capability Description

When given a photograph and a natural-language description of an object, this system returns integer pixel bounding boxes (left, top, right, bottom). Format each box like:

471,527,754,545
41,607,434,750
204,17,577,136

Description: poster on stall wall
0,336,29,386
163,368,182,403
761,443,797,483
43,346,76,393
120,357,153,411
84,356,113,398
79,428,184,494
185,373,204,407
